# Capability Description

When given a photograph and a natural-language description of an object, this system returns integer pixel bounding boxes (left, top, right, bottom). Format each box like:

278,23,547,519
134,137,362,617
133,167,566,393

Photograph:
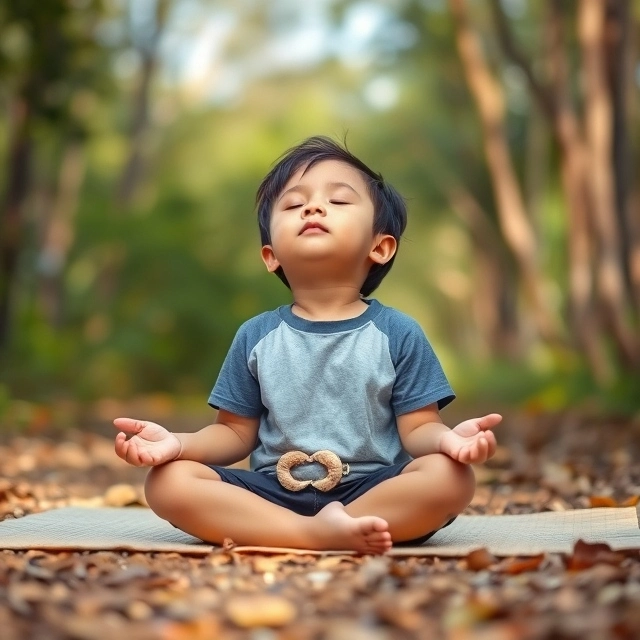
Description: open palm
113,418,181,467
439,413,502,464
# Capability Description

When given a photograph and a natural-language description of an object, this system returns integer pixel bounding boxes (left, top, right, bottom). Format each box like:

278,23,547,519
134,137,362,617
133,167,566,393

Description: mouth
299,222,328,235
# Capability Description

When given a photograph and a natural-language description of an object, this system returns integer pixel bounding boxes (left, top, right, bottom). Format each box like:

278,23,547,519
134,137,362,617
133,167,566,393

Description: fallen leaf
498,554,545,575
375,599,423,631
443,596,501,629
465,548,497,571
589,495,619,508
103,484,139,507
252,556,286,573
224,594,297,628
566,540,626,571
589,495,639,508
161,616,222,640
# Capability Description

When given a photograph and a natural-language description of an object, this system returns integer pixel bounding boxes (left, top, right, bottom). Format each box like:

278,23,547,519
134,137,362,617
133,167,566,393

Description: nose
302,197,326,217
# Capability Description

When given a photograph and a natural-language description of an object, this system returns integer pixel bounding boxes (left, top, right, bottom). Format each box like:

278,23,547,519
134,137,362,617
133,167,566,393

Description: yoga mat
1,506,638,556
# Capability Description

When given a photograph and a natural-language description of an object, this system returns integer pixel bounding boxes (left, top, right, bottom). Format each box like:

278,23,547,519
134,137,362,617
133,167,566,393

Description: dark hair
256,136,407,297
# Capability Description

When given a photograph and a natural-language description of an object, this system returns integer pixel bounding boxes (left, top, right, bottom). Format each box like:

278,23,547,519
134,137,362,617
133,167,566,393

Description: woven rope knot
275,450,348,492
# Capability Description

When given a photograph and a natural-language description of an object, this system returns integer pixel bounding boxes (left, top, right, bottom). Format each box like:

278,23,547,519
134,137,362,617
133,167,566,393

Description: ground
0,408,639,639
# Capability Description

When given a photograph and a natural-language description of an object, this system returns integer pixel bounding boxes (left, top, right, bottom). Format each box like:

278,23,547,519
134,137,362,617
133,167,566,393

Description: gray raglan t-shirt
208,299,455,480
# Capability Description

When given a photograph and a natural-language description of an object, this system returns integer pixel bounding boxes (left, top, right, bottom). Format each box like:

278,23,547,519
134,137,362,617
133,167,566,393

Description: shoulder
233,308,285,351
370,302,425,339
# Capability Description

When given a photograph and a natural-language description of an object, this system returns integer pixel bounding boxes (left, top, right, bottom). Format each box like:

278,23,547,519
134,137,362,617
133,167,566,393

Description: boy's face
261,159,395,288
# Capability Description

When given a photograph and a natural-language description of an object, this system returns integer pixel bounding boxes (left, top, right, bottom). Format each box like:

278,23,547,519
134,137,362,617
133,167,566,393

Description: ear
261,245,281,273
369,234,397,265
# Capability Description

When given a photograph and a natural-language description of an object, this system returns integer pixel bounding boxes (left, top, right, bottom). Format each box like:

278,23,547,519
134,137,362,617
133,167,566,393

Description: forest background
0,0,639,435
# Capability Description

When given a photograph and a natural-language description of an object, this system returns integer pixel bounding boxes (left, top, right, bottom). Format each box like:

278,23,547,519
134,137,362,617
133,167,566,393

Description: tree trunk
605,1,632,280
547,1,614,382
448,0,560,343
490,0,618,381
446,185,520,358
116,0,169,208
578,0,639,367
37,143,86,326
605,0,640,313
116,54,157,207
0,96,33,351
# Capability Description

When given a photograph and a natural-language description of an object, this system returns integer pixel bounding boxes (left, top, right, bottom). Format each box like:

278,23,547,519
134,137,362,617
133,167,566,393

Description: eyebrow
277,181,360,203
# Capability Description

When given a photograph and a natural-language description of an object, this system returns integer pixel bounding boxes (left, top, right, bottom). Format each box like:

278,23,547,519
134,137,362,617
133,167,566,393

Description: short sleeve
386,314,455,415
208,322,264,417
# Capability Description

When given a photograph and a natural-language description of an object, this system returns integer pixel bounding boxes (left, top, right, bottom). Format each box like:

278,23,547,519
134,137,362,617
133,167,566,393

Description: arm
396,403,450,457
113,409,259,467
397,403,502,464
175,410,259,465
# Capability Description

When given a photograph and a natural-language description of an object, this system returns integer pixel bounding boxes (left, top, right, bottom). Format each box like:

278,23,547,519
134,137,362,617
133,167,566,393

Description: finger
476,413,502,431
483,430,497,446
138,449,156,466
114,432,128,459
477,435,489,463
124,438,145,467
465,435,484,464
113,418,149,435
127,450,144,467
458,446,471,465
468,440,481,464
484,431,497,458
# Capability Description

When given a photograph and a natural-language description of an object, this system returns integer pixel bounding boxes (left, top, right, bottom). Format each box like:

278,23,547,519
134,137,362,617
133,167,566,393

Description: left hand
439,413,502,464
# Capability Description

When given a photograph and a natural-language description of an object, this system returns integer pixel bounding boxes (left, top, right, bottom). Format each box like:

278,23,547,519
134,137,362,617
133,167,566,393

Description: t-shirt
209,299,455,479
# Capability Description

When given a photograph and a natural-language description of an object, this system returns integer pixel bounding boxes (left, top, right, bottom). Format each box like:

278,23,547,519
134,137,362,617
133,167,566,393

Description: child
114,136,501,554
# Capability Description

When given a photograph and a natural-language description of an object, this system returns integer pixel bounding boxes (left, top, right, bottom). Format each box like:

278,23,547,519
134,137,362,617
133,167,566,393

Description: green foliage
1,0,638,423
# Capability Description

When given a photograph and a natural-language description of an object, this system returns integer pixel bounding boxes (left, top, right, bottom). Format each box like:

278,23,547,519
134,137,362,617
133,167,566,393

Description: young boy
114,136,501,554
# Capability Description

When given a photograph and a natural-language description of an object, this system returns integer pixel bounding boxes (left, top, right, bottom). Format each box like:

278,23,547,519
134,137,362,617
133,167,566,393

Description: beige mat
1,506,638,557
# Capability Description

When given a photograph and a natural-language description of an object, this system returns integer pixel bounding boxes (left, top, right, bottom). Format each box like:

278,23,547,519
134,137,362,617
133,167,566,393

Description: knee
437,454,476,513
144,460,219,516
416,453,476,514
144,461,181,513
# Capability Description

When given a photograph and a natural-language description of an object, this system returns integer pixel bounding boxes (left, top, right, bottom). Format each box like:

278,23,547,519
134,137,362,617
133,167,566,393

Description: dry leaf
2,415,640,639
443,596,501,629
375,599,423,631
224,594,297,628
566,540,626,571
103,484,139,507
464,548,497,571
252,556,286,573
498,554,545,575
589,495,618,508
589,495,639,508
161,616,222,640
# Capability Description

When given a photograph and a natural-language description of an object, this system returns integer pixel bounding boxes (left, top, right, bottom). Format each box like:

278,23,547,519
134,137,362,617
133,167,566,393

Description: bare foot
309,502,392,554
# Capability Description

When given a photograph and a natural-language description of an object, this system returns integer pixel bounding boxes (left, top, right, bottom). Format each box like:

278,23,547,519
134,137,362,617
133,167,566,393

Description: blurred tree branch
448,0,560,344
481,0,639,378
0,92,33,351
116,0,170,208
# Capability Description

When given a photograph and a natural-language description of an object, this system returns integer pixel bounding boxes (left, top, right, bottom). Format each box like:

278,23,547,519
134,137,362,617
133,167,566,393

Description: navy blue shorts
208,461,455,547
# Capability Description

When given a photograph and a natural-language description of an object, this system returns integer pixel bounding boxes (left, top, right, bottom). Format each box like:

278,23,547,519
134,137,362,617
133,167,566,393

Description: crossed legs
144,454,475,554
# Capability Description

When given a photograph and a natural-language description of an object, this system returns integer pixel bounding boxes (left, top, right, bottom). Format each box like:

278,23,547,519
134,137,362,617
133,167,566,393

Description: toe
364,540,392,554
367,531,391,544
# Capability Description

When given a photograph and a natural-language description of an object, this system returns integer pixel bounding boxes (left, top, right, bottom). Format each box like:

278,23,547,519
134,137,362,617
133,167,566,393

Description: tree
447,0,639,380
0,0,115,347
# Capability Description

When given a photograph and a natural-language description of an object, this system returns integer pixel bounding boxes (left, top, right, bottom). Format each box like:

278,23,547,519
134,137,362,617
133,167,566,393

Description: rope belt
276,450,350,492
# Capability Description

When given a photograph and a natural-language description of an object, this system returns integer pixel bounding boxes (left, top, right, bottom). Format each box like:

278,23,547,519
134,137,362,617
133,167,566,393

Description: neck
290,286,368,321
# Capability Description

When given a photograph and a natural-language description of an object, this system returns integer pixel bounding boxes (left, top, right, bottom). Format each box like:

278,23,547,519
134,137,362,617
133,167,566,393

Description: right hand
113,418,182,467
439,413,501,464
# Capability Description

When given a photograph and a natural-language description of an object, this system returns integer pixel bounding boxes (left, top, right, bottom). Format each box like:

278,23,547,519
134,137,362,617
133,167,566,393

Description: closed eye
329,200,350,205
284,204,303,210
